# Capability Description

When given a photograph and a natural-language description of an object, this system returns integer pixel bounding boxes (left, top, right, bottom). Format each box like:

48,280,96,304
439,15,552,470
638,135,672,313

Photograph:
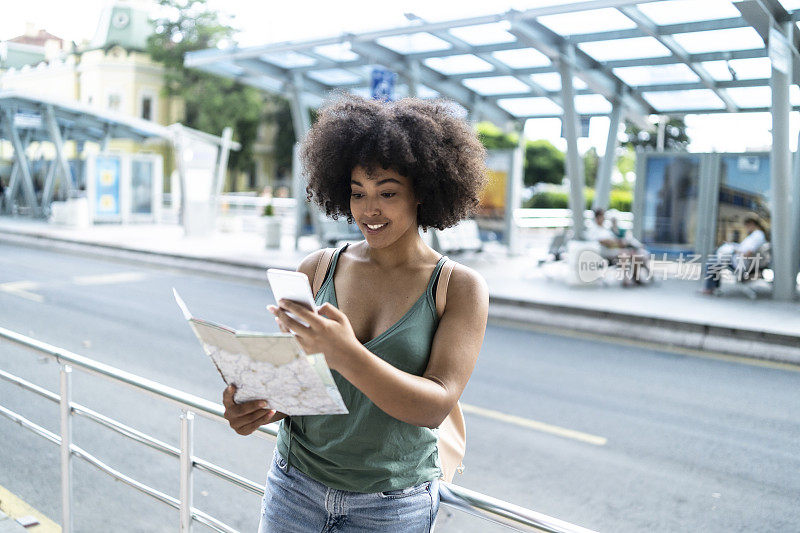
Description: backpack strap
312,248,336,298
435,259,456,319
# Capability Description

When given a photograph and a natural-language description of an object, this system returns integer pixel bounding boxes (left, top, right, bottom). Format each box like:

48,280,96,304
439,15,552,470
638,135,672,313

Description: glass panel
448,22,515,46
537,8,636,35
699,57,771,81
94,156,121,218
131,160,153,215
307,68,363,85
613,64,699,86
643,89,725,111
491,48,550,69
671,27,764,54
641,155,701,253
579,37,671,61
314,43,359,62
260,51,315,69
778,0,800,9
462,76,530,95
497,97,561,116
715,154,771,247
377,32,451,54
636,0,741,25
528,73,586,92
424,54,494,75
574,94,611,115
725,86,771,109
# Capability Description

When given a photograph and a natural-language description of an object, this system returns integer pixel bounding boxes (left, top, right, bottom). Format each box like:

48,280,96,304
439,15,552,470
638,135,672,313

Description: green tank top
276,244,446,493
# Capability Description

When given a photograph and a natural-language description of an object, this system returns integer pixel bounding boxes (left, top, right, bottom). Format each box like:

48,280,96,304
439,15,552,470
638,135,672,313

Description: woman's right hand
222,385,287,436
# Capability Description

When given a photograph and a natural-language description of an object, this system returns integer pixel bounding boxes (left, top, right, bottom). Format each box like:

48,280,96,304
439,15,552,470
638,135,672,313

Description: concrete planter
264,216,282,248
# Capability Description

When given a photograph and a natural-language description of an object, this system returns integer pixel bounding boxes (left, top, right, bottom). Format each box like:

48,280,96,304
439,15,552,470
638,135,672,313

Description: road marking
461,402,607,446
489,317,800,373
72,271,148,285
0,483,61,532
0,281,44,302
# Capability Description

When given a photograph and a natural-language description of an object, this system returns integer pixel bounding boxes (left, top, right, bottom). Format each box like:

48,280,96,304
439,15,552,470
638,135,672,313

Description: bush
522,189,632,212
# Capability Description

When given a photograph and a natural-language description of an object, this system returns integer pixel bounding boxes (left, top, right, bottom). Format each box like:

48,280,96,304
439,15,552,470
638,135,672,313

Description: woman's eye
381,192,396,198
351,193,364,199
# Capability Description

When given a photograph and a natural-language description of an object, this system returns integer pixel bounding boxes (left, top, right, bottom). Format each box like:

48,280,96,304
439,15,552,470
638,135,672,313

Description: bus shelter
186,0,800,300
0,91,239,235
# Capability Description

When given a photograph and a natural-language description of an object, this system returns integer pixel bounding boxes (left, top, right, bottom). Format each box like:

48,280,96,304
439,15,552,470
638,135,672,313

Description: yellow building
0,0,182,175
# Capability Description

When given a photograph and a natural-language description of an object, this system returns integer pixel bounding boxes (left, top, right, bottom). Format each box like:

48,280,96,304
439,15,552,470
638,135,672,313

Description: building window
141,96,153,121
108,93,122,111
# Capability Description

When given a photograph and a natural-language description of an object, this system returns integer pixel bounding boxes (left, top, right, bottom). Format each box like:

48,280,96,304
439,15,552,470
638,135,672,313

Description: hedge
523,189,632,212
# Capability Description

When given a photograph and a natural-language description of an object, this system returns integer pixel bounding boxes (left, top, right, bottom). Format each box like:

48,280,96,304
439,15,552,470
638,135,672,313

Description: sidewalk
1,217,798,364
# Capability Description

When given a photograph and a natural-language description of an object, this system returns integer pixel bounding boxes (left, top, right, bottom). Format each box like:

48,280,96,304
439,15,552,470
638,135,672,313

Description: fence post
60,364,73,533
180,410,195,533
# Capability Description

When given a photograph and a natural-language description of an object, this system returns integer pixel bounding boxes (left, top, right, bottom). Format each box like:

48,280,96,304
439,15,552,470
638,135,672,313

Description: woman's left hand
268,300,359,372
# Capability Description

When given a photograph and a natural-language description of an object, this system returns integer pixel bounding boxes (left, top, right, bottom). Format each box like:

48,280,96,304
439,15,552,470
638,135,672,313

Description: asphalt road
1,242,798,533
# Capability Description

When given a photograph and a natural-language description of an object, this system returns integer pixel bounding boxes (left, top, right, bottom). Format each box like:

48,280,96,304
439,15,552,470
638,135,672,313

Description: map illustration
173,289,348,416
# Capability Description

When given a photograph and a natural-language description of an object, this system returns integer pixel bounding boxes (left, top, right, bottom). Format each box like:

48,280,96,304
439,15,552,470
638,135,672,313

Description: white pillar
558,53,586,240
770,22,795,300
505,124,526,255
593,103,622,211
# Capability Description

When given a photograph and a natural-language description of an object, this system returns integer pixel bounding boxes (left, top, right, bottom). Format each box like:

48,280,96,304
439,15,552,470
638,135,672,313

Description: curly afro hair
300,93,487,231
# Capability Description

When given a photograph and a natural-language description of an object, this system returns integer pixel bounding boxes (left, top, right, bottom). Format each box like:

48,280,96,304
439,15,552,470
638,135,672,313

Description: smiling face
350,165,419,248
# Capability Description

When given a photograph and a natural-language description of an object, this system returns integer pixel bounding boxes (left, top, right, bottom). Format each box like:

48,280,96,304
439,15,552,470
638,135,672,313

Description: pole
593,103,622,210
60,365,73,533
769,21,795,300
179,410,194,533
558,51,586,240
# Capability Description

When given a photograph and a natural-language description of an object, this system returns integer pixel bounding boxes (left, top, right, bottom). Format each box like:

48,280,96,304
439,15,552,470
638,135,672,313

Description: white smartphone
266,268,317,327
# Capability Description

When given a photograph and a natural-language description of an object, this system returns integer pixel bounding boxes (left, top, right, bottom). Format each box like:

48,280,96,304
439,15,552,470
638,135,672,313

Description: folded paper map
173,289,348,416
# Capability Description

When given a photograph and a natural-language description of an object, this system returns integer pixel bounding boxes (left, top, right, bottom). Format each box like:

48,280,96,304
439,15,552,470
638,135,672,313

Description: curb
3,229,799,365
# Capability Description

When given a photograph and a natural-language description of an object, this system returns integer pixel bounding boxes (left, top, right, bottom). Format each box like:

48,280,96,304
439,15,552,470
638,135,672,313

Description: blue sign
95,156,121,216
371,67,396,102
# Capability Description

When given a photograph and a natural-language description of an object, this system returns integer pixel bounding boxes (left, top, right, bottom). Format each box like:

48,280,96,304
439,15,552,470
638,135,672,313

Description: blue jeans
258,451,440,532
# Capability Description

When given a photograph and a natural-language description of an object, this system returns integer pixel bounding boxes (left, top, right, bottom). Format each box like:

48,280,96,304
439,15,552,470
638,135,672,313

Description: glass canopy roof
185,0,800,125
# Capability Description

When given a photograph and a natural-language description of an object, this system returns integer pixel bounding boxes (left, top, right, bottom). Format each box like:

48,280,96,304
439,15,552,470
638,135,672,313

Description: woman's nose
365,196,380,215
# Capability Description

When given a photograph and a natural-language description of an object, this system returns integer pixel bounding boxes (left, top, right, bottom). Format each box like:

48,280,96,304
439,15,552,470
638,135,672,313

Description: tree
524,140,565,187
583,146,599,189
475,123,566,187
147,0,264,182
621,117,690,151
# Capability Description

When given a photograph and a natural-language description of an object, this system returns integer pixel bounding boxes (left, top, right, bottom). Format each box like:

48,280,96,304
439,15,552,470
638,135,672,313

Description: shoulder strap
312,248,336,298
435,259,456,319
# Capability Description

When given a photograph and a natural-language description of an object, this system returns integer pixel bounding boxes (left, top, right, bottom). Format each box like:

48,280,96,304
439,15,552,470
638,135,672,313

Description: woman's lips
364,222,388,234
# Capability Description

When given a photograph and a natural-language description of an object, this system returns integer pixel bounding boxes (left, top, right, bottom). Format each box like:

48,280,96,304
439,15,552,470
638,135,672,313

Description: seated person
701,214,768,295
586,208,650,286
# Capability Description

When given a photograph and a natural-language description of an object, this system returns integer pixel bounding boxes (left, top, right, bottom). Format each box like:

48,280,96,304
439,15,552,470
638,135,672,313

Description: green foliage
476,121,517,149
262,203,274,217
622,117,689,151
265,95,295,177
475,123,566,187
524,140,565,187
147,0,264,176
583,146,599,189
523,188,632,212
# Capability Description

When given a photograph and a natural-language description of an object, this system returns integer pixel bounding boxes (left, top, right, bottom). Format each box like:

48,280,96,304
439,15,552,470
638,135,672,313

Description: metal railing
0,326,597,533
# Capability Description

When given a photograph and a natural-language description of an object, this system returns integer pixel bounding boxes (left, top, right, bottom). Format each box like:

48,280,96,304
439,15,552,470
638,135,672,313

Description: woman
222,95,489,532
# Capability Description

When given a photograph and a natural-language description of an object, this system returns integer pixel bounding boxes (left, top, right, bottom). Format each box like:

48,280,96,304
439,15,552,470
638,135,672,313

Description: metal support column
43,104,74,209
289,73,312,250
41,160,58,211
769,21,795,300
792,129,800,283
179,410,194,533
213,126,233,200
593,103,622,211
505,124,526,255
406,60,420,98
2,109,40,215
60,365,73,533
558,52,586,240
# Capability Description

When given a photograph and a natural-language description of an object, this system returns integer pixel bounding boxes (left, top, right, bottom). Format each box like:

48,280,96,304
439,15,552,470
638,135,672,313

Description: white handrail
0,326,598,533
